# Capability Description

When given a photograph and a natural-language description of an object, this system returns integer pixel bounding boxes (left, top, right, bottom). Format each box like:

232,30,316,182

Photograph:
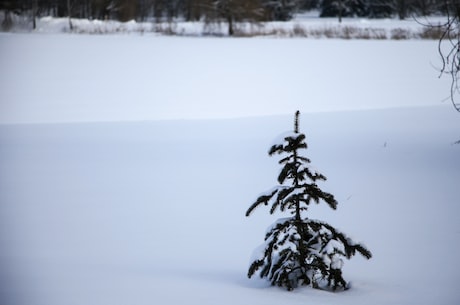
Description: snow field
0,33,459,305
0,34,452,124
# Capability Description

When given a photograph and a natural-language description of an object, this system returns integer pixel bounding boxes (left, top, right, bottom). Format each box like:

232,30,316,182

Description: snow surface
1,33,460,305
0,34,453,124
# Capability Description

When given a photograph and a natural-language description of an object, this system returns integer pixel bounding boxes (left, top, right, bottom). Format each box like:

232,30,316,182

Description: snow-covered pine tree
246,111,372,291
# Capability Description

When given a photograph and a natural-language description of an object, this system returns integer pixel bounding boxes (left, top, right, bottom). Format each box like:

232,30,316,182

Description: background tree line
0,0,302,34
0,0,302,22
318,0,457,20
0,0,456,26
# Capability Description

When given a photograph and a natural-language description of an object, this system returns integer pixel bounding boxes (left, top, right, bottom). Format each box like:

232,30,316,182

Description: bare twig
418,2,460,112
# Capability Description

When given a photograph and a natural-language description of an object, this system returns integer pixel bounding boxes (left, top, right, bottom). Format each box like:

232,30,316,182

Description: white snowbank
0,13,449,38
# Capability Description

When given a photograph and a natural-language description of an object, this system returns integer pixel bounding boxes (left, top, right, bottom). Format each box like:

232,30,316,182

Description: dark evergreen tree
246,111,372,291
262,0,300,21
367,0,395,18
320,0,367,20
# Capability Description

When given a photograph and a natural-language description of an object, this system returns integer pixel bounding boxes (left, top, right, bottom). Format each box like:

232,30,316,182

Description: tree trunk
32,0,37,29
67,0,73,30
227,15,233,36
338,0,342,23
2,10,12,31
398,0,407,20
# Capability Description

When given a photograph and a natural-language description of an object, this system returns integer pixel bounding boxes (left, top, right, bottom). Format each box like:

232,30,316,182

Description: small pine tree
246,111,372,291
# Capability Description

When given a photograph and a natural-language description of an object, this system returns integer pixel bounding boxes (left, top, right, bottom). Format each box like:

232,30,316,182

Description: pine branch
269,133,307,156
314,220,373,260
245,188,278,217
302,184,338,210
277,161,296,184
248,259,264,278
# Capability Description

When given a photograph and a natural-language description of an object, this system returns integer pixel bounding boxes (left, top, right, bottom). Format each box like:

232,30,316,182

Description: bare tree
433,0,460,112
212,0,265,35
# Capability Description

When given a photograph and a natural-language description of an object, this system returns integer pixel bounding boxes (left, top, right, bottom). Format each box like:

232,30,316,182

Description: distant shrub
419,26,446,40
292,24,308,37
391,28,412,40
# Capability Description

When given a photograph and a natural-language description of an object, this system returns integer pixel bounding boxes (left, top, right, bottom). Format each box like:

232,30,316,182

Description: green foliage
246,111,371,291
